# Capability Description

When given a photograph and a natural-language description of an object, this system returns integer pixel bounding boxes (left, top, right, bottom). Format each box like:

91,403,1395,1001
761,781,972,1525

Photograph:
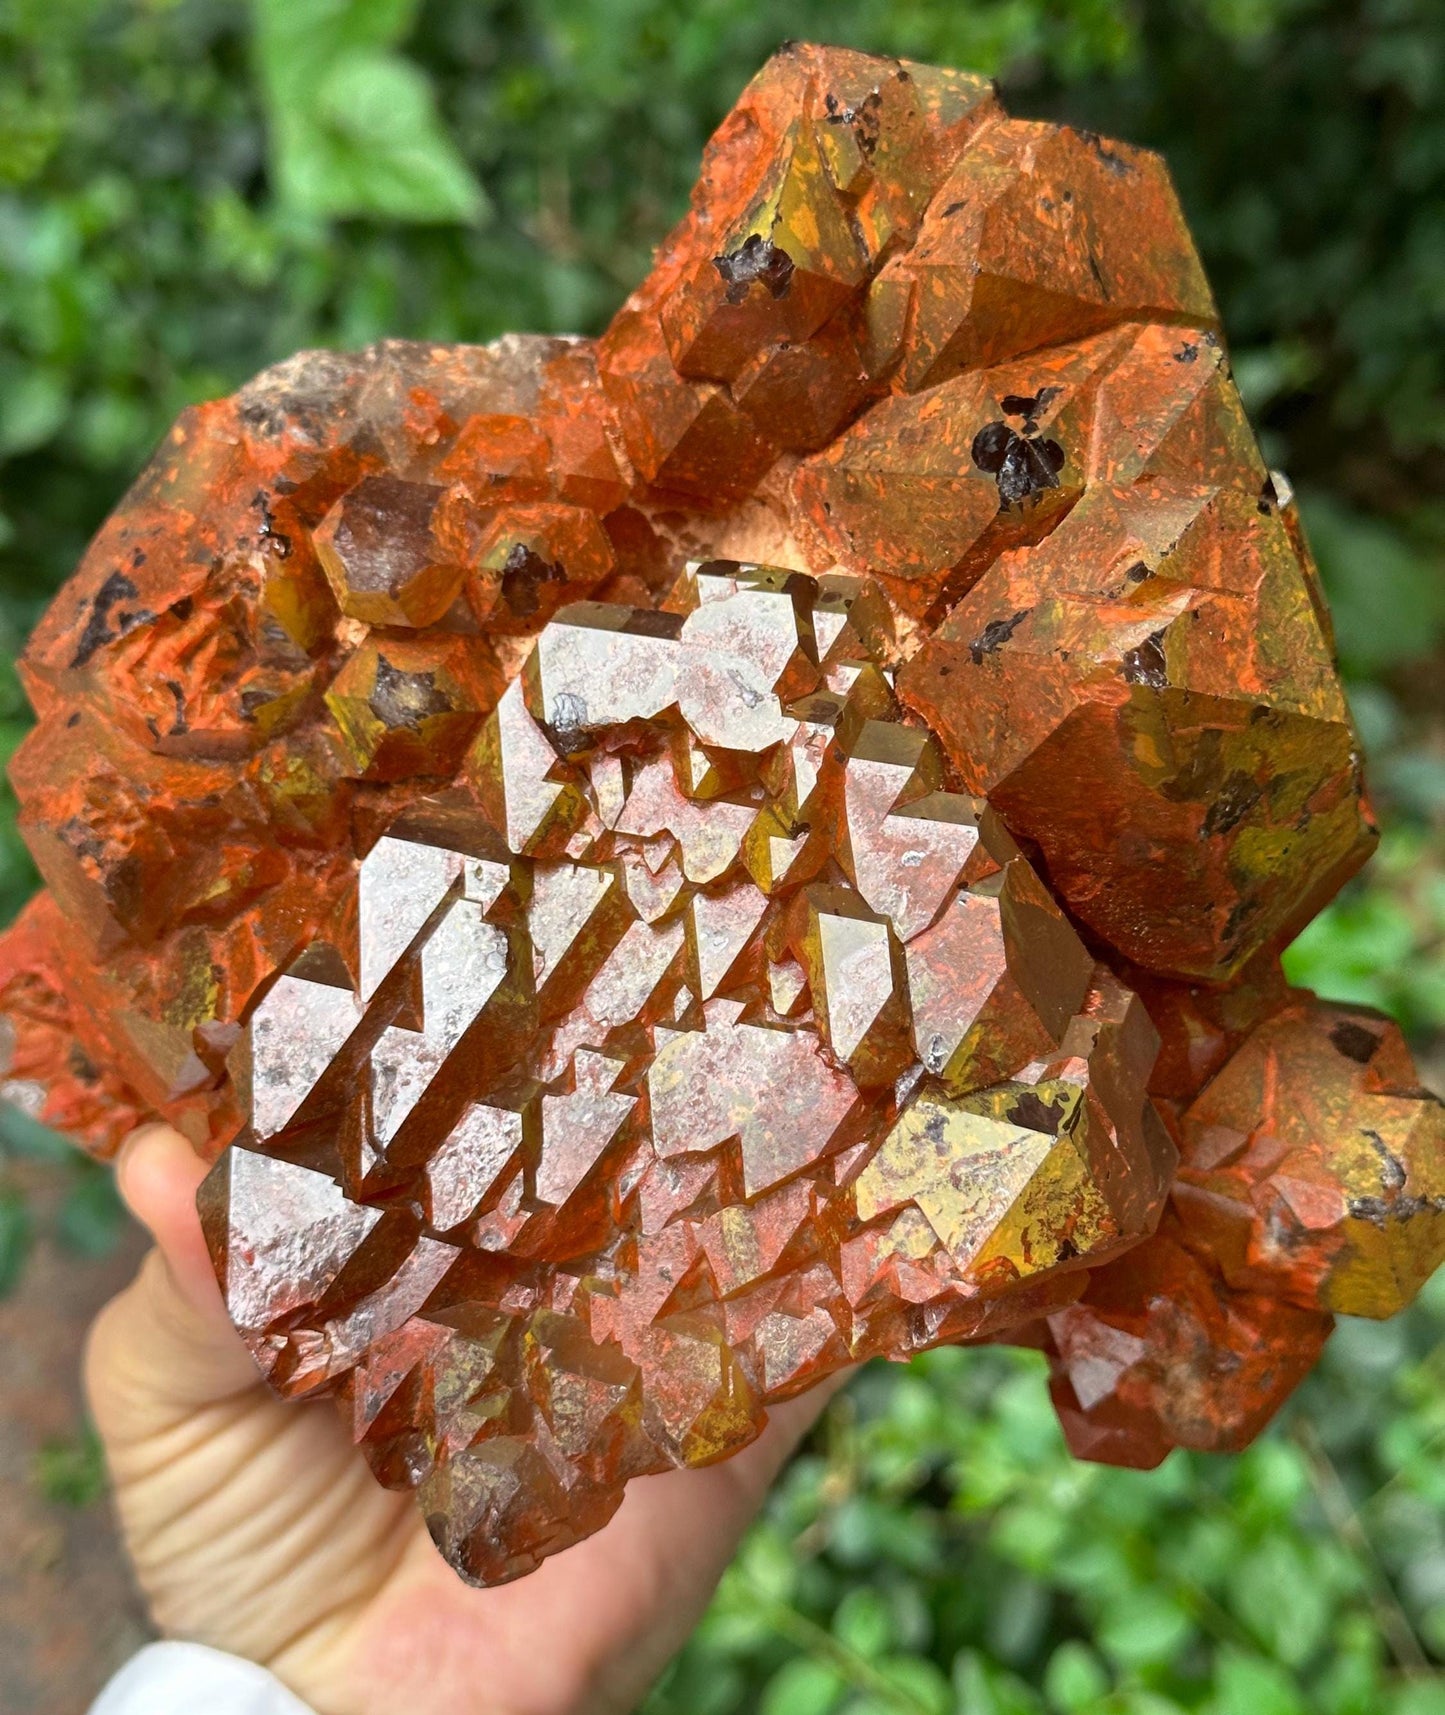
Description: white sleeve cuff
89,1640,317,1715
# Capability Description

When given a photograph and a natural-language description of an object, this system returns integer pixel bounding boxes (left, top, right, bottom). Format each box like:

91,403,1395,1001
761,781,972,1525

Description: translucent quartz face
2,41,1439,1587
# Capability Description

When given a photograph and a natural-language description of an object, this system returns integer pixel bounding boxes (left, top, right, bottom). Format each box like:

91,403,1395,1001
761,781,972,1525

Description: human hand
86,1124,840,1715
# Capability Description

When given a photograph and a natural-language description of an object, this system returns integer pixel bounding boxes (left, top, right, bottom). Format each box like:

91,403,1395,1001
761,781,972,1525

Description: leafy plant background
2,1,1445,1710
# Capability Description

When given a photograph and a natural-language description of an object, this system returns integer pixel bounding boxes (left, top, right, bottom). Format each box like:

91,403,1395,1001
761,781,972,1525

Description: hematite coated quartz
1,43,1440,1583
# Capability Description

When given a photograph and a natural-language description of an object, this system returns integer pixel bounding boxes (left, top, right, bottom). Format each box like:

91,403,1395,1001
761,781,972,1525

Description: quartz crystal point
1,42,1438,1583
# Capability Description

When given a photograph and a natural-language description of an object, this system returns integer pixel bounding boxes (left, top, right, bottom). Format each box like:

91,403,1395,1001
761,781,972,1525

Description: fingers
577,1372,849,1626
88,1122,855,1715
562,1375,851,1710
115,1123,225,1318
354,1372,853,1715
86,1127,261,1435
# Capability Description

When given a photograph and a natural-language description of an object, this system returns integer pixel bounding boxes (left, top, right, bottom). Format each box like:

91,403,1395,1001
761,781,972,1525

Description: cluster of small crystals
1039,988,1445,1467
203,561,1179,1581
0,41,1442,1580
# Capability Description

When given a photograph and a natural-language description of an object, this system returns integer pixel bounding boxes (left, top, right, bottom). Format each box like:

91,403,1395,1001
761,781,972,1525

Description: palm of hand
87,1126,833,1715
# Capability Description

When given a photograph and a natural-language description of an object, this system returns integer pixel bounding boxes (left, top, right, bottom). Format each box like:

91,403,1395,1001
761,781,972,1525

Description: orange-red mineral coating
1031,1211,1334,1469
0,42,1436,1576
1174,994,1445,1319
895,339,1375,983
1004,993,1445,1464
0,892,151,1155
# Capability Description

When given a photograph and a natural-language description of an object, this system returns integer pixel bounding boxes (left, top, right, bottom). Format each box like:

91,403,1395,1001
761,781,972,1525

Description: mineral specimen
2,42,1440,1583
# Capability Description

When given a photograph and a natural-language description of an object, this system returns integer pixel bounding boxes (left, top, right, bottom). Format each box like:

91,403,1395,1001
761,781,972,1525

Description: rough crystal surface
0,41,1436,1583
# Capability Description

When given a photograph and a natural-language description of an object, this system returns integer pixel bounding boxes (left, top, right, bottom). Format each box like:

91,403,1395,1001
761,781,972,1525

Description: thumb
118,1123,225,1311
86,1125,261,1434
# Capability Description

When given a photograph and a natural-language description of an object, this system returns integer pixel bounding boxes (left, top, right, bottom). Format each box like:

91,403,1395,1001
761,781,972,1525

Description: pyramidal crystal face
2,42,1442,1585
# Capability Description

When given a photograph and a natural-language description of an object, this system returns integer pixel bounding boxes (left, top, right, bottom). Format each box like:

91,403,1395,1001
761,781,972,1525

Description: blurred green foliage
1,0,1444,1707
0,1097,127,1292
32,1420,107,1509
654,1295,1445,1714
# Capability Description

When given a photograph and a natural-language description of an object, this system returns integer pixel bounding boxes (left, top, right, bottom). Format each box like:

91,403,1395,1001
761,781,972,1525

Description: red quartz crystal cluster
2,43,1442,1584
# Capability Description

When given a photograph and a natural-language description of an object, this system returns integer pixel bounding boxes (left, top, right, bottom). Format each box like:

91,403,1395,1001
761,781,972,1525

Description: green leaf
759,1658,844,1715
693,1596,773,1658
1228,1534,1329,1665
952,1649,1047,1715
1302,493,1445,676
311,51,488,223
285,0,422,53
1391,1684,1445,1715
0,1184,32,1296
0,363,69,455
876,1655,951,1715
986,1573,1051,1664
1283,826,1445,1034
1042,1641,1110,1711
833,1586,894,1658
735,1523,797,1603
1214,1651,1306,1715
252,0,488,225
1095,1590,1194,1670
954,1650,1004,1715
